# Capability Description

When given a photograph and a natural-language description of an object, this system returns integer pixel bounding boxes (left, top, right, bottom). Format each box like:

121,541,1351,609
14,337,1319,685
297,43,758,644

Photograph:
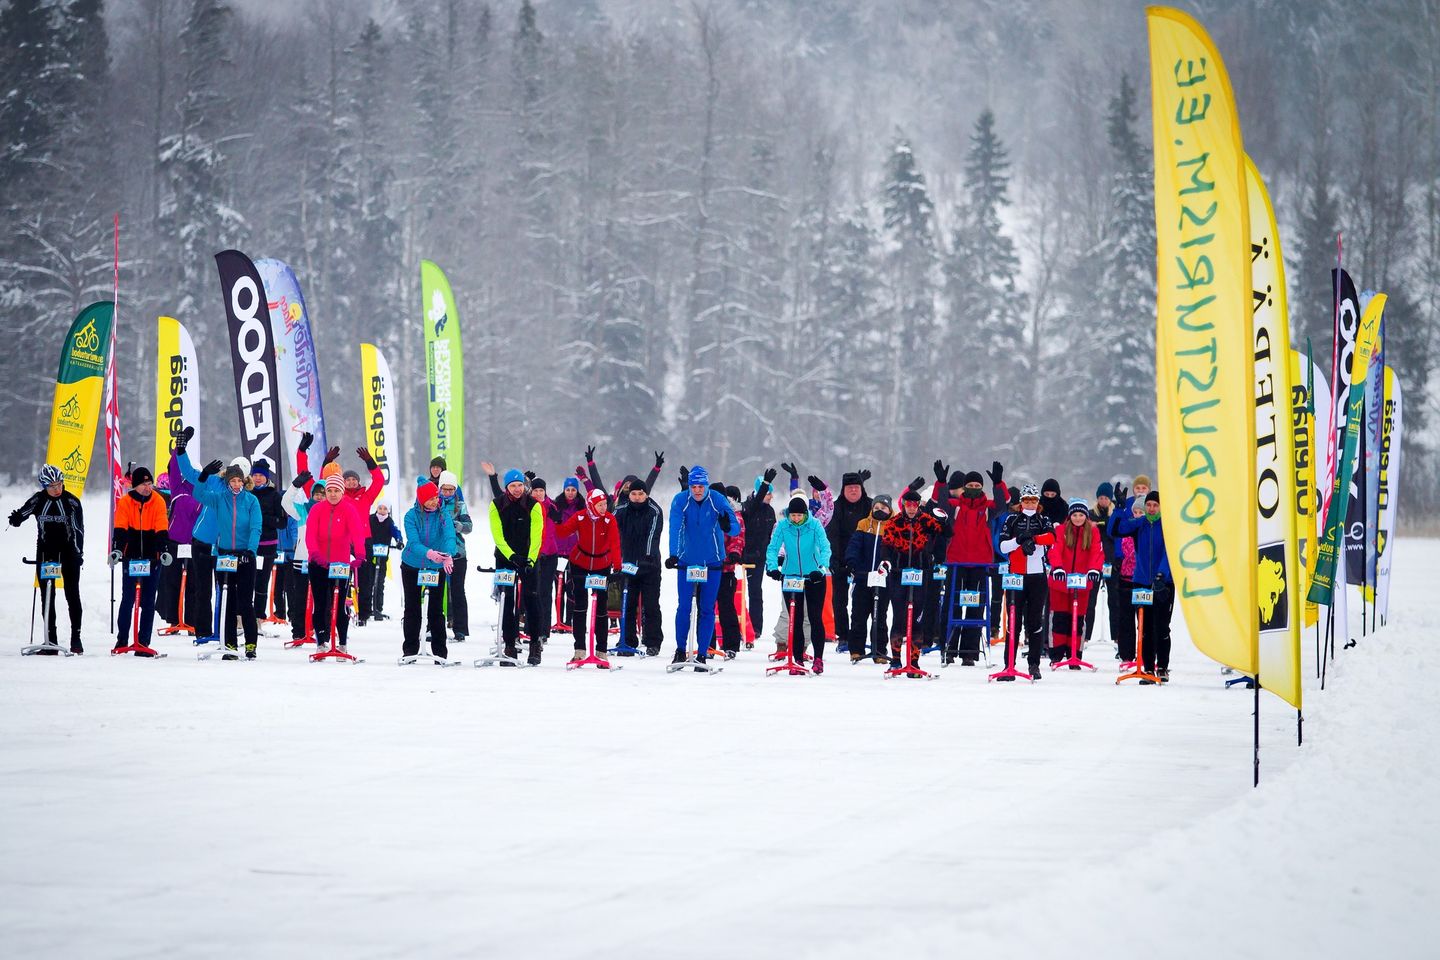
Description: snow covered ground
0,490,1434,959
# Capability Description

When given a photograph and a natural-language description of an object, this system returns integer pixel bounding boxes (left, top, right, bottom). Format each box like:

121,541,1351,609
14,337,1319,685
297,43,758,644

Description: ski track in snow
0,491,1434,959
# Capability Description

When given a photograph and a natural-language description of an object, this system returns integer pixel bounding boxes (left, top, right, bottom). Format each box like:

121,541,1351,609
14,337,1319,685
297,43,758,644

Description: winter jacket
765,515,832,577
489,491,542,567
367,514,403,558
344,465,386,513
402,504,457,572
1045,521,1106,612
174,451,220,545
277,516,298,555
282,487,320,562
554,508,623,573
739,485,776,566
613,495,665,568
535,495,561,556
194,476,261,555
827,489,872,569
1109,511,1170,586
250,482,286,546
549,490,586,555
880,507,949,569
786,477,835,528
162,455,201,545
304,497,368,567
845,515,890,575
1040,493,1068,526
998,511,1056,576
439,488,473,558
13,489,85,560
668,488,739,568
932,480,1010,565
112,490,169,562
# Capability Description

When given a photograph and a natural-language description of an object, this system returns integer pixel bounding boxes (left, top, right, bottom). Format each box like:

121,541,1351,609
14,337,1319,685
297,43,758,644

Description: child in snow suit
765,492,833,671
402,481,457,659
110,466,169,654
485,464,544,664
553,487,624,660
844,494,893,663
667,465,738,664
9,466,86,652
997,483,1057,678
1045,499,1105,664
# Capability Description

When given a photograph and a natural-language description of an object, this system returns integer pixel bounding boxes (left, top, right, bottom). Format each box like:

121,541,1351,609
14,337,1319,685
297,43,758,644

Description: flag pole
108,213,119,627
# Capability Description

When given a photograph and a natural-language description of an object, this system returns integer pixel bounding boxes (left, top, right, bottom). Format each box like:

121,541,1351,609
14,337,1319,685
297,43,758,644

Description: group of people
10,440,1174,682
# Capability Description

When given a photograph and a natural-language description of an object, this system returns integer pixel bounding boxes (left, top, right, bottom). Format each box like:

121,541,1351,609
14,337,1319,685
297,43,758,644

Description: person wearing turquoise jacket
402,480,458,659
185,454,262,658
765,492,833,671
666,465,738,664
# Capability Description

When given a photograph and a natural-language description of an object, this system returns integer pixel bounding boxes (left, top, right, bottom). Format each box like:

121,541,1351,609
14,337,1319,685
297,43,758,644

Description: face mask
962,488,983,499
1022,508,1036,517
871,508,889,520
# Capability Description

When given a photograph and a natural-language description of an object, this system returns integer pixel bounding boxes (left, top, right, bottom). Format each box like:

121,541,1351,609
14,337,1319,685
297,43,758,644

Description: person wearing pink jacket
305,474,369,651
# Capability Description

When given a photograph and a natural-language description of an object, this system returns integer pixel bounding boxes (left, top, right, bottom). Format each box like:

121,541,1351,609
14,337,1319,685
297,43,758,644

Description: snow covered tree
816,205,887,468
1289,144,1341,356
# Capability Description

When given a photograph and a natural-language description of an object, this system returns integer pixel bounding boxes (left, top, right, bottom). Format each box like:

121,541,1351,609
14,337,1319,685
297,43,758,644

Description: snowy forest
0,0,1436,509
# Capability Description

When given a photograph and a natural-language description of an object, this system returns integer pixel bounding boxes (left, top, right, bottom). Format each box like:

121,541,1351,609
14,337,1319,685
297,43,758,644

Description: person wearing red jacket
304,474,369,651
343,446,387,513
1045,499,1106,665
930,460,1009,665
553,487,623,661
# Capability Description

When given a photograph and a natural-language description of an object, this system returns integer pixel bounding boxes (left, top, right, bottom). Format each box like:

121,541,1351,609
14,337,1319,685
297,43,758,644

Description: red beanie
417,481,439,504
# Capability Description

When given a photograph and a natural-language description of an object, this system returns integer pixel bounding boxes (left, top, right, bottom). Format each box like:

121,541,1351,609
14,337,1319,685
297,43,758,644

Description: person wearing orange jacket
552,487,623,662
110,466,170,655
1044,498,1106,665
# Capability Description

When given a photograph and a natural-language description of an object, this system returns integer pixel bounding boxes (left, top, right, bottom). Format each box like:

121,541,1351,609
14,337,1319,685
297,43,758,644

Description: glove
291,470,312,489
575,465,587,481
323,445,341,465
806,474,827,491
442,556,454,575
654,450,665,469
859,469,872,483
678,466,689,487
8,510,22,527
762,467,777,485
1019,537,1036,556
665,556,680,569
160,551,174,567
1086,570,1102,585
514,556,532,571
725,551,741,565
356,447,377,470
199,459,223,482
907,476,925,492
781,462,798,480
934,459,949,483
297,431,313,454
1050,568,1067,582
524,470,536,481
987,460,1004,484
426,549,444,563
718,511,732,533
108,550,123,566
584,444,596,462
546,504,560,522
237,550,255,565
173,426,194,454
767,568,782,581
1113,483,1129,505
453,518,465,533
806,570,825,585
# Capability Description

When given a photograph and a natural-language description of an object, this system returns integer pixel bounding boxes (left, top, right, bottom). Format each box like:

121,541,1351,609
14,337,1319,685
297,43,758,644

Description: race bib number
275,551,286,563
39,562,61,581
620,562,638,576
372,544,389,558
418,569,441,587
1102,563,1113,577
254,556,265,571
1132,588,1154,606
1066,573,1088,590
900,568,923,587
216,555,239,573
1002,573,1024,591
933,564,947,581
782,576,806,593
867,571,887,589
686,565,708,583
298,561,310,575
494,569,517,587
127,560,151,578
328,562,351,580
555,558,569,573
585,573,608,590
177,544,192,559
956,590,981,606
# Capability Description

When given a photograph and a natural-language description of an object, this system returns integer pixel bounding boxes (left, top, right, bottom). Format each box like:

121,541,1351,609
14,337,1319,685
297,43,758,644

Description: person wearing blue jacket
188,457,262,658
766,492,834,672
402,480,458,659
666,465,738,665
1109,489,1173,682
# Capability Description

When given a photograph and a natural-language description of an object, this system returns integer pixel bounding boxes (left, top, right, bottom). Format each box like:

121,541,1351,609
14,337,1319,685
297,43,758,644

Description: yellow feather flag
1246,156,1301,708
1148,7,1257,674
152,316,201,480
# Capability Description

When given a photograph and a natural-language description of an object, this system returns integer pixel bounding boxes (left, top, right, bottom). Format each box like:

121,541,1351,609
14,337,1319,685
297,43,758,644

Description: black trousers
620,562,663,648
988,568,1003,635
1084,577,1099,641
534,554,559,638
566,568,612,652
401,563,448,657
745,564,765,639
309,565,353,647
446,560,469,637
358,558,377,619
34,551,82,645
922,565,948,644
782,579,828,661
1140,579,1175,671
285,560,312,639
848,580,889,656
1002,573,1048,669
156,539,183,623
188,541,214,636
271,551,289,618
887,576,928,643
213,560,257,647
1111,576,1136,661
361,556,390,617
499,561,543,649
828,561,852,647
115,569,160,647
716,570,744,652
251,544,278,616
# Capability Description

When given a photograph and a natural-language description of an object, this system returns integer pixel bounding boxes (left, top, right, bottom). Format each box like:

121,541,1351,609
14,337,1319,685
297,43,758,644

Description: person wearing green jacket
765,493,833,673
482,462,544,664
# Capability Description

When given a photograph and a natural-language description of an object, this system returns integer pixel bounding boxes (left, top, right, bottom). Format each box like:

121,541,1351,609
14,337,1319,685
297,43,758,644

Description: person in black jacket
1039,478,1067,525
9,465,86,653
826,468,872,653
612,476,666,655
740,467,778,636
1087,482,1117,644
248,459,287,620
362,502,403,622
483,462,544,664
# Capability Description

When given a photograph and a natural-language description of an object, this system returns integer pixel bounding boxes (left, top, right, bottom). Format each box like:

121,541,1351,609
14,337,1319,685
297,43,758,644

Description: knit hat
1008,487,1021,506
725,485,741,503
1096,481,1114,500
223,464,245,483
437,470,459,490
1134,474,1153,489
130,466,154,487
250,458,272,480
1020,482,1040,499
787,493,809,515
430,456,446,470
562,476,580,492
688,465,710,487
709,481,726,494
873,494,893,511
963,470,983,486
417,481,439,504
37,464,62,487
1042,478,1061,495
1146,490,1160,505
320,463,342,480
842,471,863,487
230,456,251,476
503,468,525,486
901,489,922,503
1067,497,1089,517
530,477,547,491
325,474,345,493
343,469,361,483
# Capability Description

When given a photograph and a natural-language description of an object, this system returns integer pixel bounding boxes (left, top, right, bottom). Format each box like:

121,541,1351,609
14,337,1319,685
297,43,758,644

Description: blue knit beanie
1096,481,1114,500
688,465,710,487
503,469,525,486
563,476,580,491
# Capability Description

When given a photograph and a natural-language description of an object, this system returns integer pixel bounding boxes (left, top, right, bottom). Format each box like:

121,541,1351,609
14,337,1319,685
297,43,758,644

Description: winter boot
644,645,660,658
71,639,84,655
222,643,240,661
1157,667,1170,683
245,642,257,660
672,648,686,665
526,641,542,666
812,656,824,675
850,650,864,664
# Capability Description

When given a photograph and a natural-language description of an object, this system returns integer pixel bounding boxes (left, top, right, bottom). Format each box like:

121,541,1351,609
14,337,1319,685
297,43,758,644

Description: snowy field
1,490,1435,959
